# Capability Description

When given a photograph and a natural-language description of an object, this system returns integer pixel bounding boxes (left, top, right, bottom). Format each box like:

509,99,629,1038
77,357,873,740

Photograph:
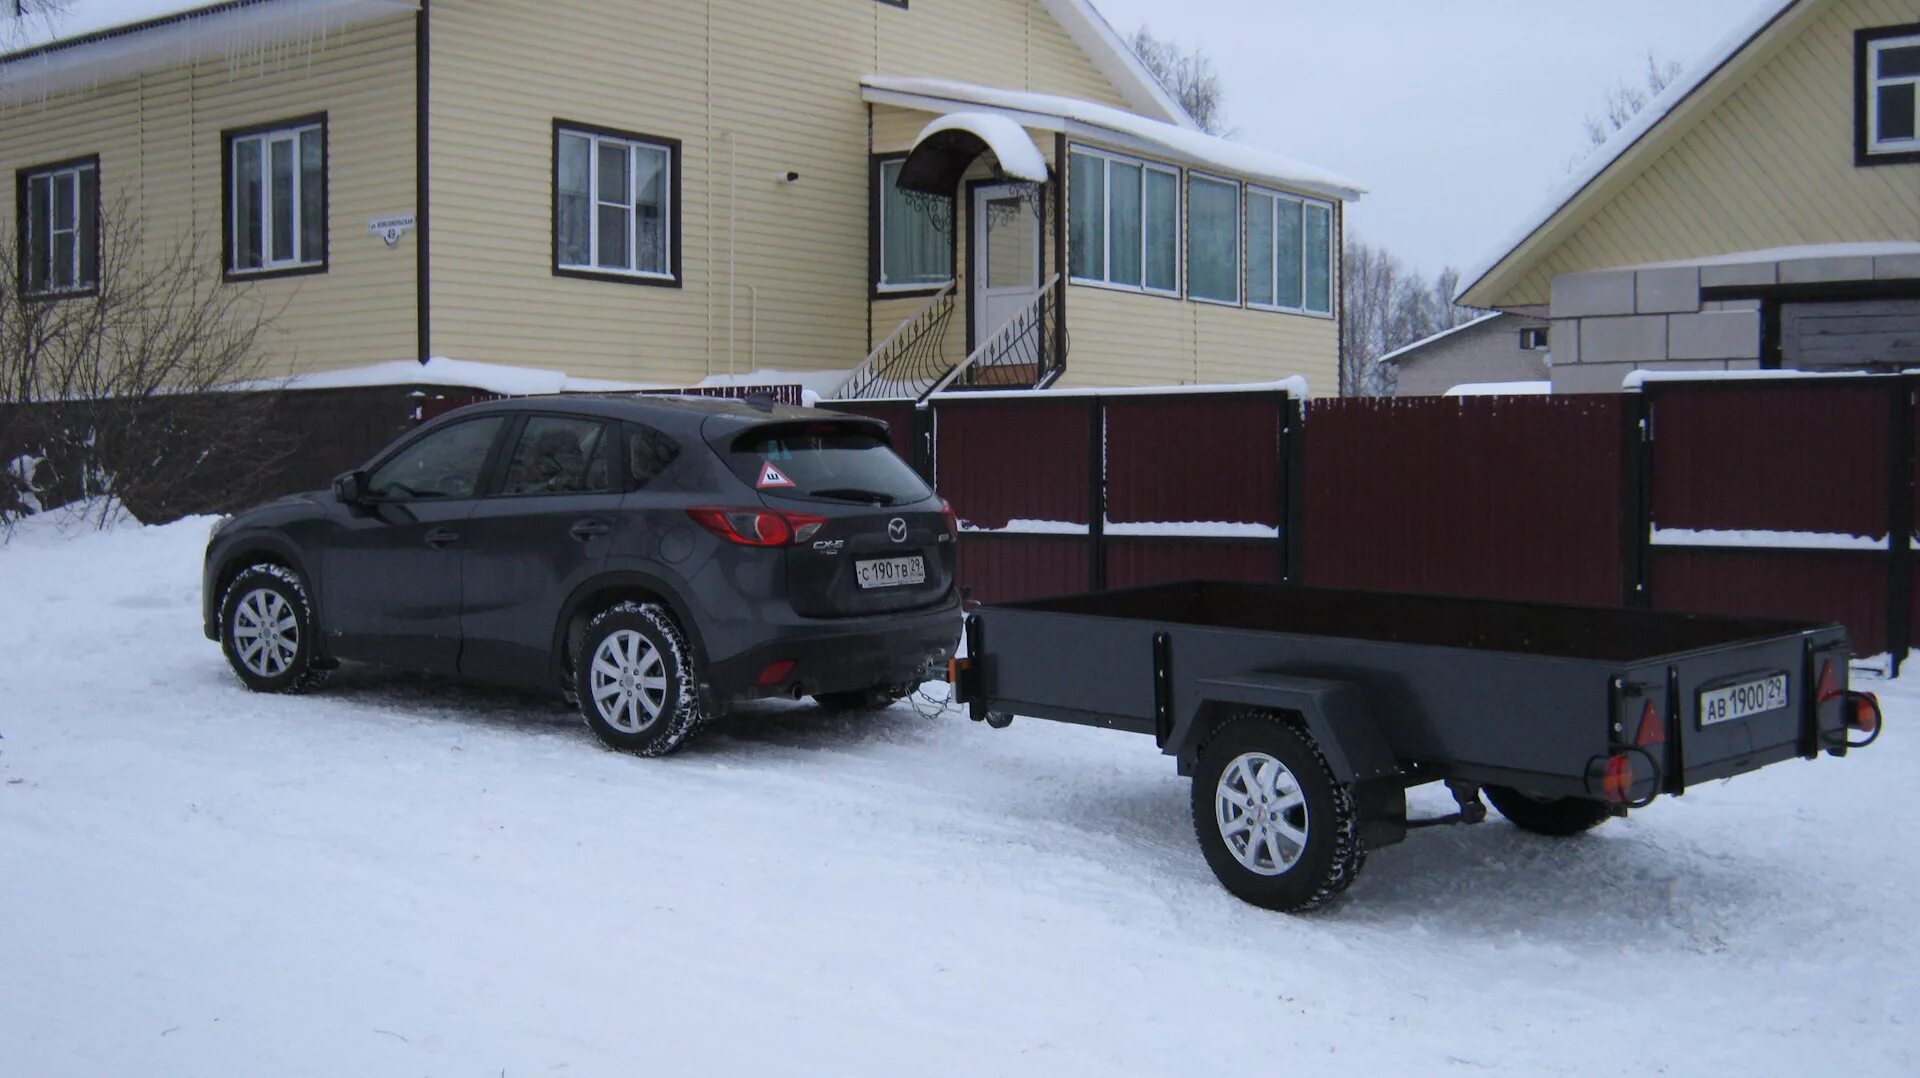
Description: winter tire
577,601,704,756
1484,785,1614,836
219,563,328,694
1190,715,1364,913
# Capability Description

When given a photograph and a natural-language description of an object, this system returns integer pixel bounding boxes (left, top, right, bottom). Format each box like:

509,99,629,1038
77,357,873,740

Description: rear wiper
808,487,897,506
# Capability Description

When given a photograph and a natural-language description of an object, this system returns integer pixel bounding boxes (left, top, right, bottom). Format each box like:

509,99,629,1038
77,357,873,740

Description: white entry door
971,183,1041,349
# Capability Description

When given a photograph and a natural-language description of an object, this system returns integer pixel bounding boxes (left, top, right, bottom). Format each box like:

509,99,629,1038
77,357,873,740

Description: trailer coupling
1404,780,1489,830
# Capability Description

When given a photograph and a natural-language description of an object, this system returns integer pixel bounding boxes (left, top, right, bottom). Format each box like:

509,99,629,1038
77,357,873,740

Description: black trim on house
550,119,683,289
875,0,907,8
869,152,956,301
15,152,101,301
1054,132,1068,384
415,0,431,363
220,111,330,284
1855,22,1920,167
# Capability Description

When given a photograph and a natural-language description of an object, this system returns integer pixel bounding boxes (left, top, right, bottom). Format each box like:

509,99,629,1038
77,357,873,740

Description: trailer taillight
1851,692,1880,735
1601,754,1635,804
1634,698,1665,746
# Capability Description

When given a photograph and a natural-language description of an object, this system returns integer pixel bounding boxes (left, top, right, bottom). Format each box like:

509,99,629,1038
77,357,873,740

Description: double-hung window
226,117,326,277
875,157,952,292
1861,25,1920,163
1068,147,1179,294
555,123,677,284
1186,174,1241,305
1245,187,1334,316
19,156,98,296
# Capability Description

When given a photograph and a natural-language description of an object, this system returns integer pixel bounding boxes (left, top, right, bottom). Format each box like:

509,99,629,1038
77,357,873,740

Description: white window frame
1067,144,1182,297
1866,31,1920,156
1244,183,1335,318
23,159,96,296
875,157,953,294
1520,327,1549,351
556,127,675,282
227,121,324,275
1186,172,1243,308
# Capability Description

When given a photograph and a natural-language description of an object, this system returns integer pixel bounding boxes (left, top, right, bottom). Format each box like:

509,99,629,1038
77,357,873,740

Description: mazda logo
888,518,908,543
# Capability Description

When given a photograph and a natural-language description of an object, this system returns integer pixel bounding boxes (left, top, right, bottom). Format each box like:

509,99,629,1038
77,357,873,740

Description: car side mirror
333,470,367,504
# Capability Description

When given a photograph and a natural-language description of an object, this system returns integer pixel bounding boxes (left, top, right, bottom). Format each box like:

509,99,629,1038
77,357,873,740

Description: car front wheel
576,601,704,756
219,563,328,694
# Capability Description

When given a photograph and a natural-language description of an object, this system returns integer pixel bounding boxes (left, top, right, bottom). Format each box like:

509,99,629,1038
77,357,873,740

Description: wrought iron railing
835,282,957,401
928,274,1065,399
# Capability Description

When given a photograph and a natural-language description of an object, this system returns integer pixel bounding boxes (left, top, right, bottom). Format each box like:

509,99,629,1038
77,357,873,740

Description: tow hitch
1406,780,1489,829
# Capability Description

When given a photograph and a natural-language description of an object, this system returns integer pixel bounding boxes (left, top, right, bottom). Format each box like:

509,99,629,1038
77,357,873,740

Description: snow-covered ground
2,513,1914,1076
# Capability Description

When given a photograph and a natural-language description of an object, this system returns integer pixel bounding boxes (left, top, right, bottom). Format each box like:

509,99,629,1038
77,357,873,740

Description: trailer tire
1190,715,1364,913
1484,785,1613,836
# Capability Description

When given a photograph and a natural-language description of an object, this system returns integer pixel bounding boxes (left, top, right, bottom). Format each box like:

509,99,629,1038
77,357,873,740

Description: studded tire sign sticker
757,461,796,489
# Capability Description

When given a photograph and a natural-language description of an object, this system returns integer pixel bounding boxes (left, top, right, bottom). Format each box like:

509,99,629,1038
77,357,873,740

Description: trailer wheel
1190,716,1364,913
1483,785,1613,836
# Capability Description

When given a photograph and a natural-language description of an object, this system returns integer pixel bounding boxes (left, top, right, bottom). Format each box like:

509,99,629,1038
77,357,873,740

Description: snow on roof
1444,380,1552,397
1622,367,1879,389
863,75,1364,202
1628,241,1920,270
1376,312,1505,366
2,0,229,55
1035,0,1194,129
266,357,854,405
1454,0,1802,304
913,113,1050,183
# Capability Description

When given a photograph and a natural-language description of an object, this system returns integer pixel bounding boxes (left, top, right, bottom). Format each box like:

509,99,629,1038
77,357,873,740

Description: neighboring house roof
1376,311,1505,367
863,74,1365,202
1454,0,1808,307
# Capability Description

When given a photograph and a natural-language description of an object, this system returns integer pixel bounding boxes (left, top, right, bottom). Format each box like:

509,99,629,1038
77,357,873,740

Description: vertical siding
1492,0,1920,308
0,18,419,376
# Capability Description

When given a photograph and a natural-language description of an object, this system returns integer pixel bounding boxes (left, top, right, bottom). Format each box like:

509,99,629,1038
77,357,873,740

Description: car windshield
727,425,931,507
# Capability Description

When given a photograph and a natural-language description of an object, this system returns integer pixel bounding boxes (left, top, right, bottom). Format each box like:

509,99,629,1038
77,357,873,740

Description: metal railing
834,282,957,401
928,274,1065,400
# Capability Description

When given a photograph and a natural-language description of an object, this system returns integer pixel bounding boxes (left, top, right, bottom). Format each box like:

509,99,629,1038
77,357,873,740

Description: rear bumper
704,598,961,704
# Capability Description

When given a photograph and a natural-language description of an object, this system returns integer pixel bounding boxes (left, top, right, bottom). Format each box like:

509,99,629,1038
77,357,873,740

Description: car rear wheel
219,563,328,694
1190,715,1364,913
577,601,704,756
1483,785,1614,836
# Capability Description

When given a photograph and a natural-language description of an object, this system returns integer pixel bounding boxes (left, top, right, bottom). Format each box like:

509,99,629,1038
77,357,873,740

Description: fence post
1088,394,1107,592
1887,380,1913,675
1283,392,1305,585
1619,390,1653,609
912,403,937,486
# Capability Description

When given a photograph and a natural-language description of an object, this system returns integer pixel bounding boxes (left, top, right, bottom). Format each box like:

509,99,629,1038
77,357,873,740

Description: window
1187,174,1240,305
1245,187,1333,316
225,116,326,277
875,158,952,292
1520,327,1550,351
18,156,98,297
1860,25,1920,164
1068,147,1179,294
500,416,615,496
555,122,678,284
628,423,682,489
725,427,932,507
367,417,505,501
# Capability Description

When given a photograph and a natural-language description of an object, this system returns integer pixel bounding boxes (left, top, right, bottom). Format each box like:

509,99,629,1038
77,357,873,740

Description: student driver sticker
757,461,796,489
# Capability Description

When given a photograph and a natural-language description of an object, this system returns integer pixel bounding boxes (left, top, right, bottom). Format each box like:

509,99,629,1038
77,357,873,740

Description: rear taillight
1634,698,1665,746
1601,753,1635,804
686,507,826,547
1851,692,1880,735
939,500,959,537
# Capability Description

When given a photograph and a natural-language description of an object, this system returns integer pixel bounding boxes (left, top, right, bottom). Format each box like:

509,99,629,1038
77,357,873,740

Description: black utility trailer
949,581,1883,912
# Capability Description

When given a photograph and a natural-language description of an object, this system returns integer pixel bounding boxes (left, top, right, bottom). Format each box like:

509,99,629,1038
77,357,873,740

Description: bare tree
1130,26,1229,136
0,200,295,528
1583,52,1685,148
1,1,74,51
1340,239,1483,397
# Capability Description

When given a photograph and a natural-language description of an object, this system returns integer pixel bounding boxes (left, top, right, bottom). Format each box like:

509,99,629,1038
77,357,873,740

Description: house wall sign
367,214,417,246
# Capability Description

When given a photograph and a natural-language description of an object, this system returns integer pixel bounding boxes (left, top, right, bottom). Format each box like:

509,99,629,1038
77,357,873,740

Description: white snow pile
2,514,1916,1075
261,356,852,406
911,113,1050,184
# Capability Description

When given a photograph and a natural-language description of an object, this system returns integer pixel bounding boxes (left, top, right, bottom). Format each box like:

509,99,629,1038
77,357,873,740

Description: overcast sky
1089,0,1767,283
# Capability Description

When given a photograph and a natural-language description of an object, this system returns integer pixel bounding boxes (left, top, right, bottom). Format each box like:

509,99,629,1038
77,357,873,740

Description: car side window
366,417,504,501
628,423,682,489
500,416,615,496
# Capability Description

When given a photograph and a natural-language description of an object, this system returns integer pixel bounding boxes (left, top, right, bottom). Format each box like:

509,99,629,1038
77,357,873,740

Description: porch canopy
864,74,1365,203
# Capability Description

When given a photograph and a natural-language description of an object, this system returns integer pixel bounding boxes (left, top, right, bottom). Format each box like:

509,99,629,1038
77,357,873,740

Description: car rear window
727,424,931,507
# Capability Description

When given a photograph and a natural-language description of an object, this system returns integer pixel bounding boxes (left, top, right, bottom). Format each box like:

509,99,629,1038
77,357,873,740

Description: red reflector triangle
757,461,795,489
1815,660,1841,705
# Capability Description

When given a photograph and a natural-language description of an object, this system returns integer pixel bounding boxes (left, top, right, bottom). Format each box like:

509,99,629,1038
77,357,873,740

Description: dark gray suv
202,395,961,755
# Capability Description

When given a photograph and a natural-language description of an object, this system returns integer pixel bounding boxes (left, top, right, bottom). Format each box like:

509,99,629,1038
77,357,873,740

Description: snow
1628,241,1920,270
862,75,1364,202
1651,527,1888,551
1623,368,1878,388
936,375,1310,400
960,517,1087,535
256,356,852,406
1445,380,1553,397
4,514,1918,1076
1378,312,1506,366
912,113,1051,184
1454,0,1800,303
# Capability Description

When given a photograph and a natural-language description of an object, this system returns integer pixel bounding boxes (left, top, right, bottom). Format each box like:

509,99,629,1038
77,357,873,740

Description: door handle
424,528,461,549
570,519,612,542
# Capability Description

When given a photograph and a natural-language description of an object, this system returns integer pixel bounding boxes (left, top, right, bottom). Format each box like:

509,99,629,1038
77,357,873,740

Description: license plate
1698,674,1788,727
855,555,925,590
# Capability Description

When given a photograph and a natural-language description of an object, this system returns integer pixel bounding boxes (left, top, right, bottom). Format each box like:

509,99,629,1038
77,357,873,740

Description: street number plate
855,555,925,590
1698,674,1788,727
